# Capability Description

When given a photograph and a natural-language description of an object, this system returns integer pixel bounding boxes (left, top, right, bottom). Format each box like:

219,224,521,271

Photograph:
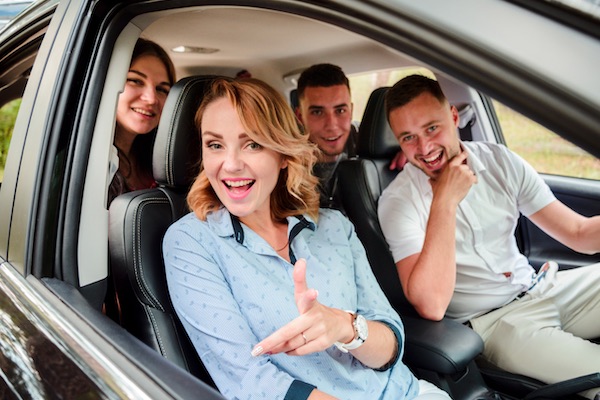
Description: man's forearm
403,199,458,320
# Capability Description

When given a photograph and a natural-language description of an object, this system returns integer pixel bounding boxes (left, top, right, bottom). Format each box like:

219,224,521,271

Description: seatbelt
231,214,314,264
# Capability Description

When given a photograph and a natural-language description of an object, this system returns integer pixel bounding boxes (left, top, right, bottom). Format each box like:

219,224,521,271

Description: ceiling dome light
171,45,219,54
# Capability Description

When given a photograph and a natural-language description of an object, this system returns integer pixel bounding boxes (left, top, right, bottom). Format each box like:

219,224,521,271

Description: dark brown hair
385,75,446,121
296,63,350,101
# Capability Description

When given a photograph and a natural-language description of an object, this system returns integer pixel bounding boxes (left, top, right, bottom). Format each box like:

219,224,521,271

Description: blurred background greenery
494,101,600,180
0,99,20,180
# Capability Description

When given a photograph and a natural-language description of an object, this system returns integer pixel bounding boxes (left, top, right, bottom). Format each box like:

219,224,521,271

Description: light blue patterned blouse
163,207,419,400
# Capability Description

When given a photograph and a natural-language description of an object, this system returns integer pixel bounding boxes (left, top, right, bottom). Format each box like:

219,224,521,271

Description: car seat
336,86,600,400
108,75,218,388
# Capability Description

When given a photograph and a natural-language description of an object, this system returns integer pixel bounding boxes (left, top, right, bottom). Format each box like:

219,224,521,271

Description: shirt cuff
374,320,401,372
284,380,316,400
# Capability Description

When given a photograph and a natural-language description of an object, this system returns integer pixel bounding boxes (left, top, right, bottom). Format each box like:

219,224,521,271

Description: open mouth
420,151,444,169
223,179,255,193
323,134,342,142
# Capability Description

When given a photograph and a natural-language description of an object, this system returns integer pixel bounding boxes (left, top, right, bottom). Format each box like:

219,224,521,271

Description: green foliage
495,101,600,180
0,99,21,179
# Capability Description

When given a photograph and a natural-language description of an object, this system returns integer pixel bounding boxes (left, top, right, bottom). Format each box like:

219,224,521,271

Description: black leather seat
108,75,217,387
337,87,409,312
336,86,600,400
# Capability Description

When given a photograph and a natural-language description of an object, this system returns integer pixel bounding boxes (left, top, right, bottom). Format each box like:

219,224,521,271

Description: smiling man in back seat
295,64,357,210
378,74,600,399
295,63,405,210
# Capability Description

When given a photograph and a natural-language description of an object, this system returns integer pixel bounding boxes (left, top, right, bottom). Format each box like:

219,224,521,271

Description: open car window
494,99,600,180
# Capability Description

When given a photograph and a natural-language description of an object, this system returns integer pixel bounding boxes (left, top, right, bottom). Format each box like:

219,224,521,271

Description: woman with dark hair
163,77,450,400
108,38,176,204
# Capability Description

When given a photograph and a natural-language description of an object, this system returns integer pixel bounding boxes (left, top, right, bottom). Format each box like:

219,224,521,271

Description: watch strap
334,311,367,352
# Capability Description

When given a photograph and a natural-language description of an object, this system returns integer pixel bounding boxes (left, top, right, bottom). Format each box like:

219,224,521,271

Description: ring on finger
302,333,308,344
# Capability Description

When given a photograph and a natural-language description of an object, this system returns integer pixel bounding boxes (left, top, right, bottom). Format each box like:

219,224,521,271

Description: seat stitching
144,305,167,356
132,197,170,312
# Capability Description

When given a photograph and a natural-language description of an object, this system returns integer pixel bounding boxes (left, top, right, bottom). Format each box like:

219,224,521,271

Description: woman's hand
251,258,354,357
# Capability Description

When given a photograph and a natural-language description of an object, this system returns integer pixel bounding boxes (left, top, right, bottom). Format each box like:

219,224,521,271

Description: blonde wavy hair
187,77,320,222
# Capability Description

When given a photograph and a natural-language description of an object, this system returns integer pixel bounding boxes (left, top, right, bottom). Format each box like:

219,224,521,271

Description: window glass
0,0,34,29
0,99,21,182
348,67,435,123
494,100,600,179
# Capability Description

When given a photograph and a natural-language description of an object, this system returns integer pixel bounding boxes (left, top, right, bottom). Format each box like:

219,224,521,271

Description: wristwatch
334,311,369,353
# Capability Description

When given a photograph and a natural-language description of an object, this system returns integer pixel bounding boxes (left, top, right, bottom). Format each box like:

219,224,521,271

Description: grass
1,99,20,182
494,101,600,180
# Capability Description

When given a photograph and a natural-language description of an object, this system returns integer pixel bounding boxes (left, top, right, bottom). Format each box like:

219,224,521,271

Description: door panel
518,175,600,270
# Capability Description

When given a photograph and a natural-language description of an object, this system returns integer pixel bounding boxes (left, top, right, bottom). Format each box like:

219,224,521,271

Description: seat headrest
356,86,400,159
153,75,218,189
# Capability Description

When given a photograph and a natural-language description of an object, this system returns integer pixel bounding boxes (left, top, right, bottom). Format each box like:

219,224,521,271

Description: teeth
226,179,253,187
133,108,154,116
424,152,441,163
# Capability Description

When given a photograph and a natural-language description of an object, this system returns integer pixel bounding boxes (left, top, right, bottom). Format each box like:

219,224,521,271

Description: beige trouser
470,262,600,399
415,379,452,399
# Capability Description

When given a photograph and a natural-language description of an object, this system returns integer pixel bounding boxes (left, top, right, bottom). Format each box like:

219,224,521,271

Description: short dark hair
296,63,350,100
385,75,446,120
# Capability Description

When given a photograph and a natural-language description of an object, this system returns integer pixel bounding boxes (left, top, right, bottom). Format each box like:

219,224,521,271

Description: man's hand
251,259,353,357
389,150,408,171
430,150,477,205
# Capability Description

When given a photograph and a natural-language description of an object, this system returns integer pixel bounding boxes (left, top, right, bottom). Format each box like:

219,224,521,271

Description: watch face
355,314,369,341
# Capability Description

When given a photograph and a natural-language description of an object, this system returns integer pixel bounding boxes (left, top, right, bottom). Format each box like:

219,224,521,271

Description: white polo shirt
378,141,556,323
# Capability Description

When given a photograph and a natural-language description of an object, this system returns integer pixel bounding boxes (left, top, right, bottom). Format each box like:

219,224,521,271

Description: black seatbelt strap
231,214,244,244
288,215,314,264
231,214,314,264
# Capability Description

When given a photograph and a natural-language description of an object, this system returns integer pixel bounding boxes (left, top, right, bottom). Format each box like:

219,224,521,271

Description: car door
530,175,600,269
